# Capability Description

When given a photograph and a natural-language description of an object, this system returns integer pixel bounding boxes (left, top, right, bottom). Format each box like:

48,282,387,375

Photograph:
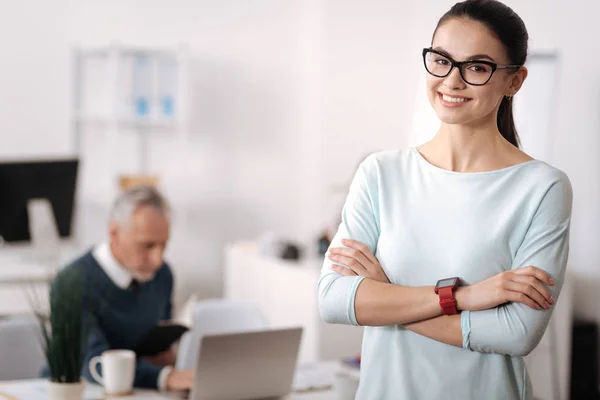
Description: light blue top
318,148,572,400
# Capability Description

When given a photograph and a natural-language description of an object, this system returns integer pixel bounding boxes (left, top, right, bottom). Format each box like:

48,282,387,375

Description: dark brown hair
434,0,528,148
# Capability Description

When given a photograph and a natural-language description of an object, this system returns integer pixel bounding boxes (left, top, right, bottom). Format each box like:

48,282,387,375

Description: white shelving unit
71,44,189,202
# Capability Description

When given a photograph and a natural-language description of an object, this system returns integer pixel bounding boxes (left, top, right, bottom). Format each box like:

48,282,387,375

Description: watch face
436,277,458,289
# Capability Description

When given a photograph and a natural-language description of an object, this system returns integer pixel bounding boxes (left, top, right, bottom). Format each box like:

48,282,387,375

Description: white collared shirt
92,242,173,391
92,242,133,290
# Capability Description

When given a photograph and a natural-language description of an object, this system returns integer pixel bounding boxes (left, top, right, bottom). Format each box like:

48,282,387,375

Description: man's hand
327,239,390,283
166,369,194,391
143,348,177,367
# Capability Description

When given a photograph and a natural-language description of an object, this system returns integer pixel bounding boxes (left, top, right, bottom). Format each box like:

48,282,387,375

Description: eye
435,57,450,66
468,63,491,73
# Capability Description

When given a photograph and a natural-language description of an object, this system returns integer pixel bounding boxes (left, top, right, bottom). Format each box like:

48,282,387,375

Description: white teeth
442,94,469,103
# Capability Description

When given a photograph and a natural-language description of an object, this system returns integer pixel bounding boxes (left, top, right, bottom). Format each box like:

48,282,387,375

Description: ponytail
497,96,520,148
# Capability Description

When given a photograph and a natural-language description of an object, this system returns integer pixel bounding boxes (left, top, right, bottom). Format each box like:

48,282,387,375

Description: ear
108,221,120,242
506,66,528,97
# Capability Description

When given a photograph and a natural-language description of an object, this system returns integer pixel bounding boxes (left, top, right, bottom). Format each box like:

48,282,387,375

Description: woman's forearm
354,279,443,326
403,314,463,347
354,278,463,347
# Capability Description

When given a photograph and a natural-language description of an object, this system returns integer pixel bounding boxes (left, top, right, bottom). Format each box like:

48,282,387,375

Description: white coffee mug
89,349,135,395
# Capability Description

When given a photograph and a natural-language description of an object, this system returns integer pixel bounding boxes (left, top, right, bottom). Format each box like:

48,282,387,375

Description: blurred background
0,0,599,398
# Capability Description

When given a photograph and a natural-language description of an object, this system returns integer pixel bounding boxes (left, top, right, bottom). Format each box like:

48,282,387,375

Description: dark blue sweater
54,250,173,389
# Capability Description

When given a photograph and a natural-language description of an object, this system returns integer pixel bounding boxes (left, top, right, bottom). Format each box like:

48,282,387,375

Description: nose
443,66,466,90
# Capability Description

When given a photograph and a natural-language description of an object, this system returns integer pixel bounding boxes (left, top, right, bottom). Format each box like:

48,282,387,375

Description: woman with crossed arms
318,1,572,399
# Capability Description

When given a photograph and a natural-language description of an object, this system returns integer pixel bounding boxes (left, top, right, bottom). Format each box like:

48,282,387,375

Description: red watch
435,277,460,315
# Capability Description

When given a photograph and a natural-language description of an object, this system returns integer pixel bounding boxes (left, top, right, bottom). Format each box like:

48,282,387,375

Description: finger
340,239,378,264
332,264,358,277
504,281,549,309
505,290,541,310
513,266,555,286
512,274,554,305
328,247,372,270
328,254,367,275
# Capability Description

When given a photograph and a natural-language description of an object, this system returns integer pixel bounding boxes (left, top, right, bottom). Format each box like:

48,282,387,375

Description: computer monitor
0,158,79,243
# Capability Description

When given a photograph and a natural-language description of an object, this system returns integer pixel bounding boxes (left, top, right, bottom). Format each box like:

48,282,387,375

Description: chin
134,272,156,283
435,111,469,125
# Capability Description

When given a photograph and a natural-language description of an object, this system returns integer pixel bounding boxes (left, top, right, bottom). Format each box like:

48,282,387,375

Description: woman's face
427,18,523,127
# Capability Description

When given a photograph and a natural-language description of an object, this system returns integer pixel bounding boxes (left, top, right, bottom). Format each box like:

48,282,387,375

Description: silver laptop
188,327,303,400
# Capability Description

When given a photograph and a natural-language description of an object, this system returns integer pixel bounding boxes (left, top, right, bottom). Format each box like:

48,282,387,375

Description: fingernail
544,302,550,309
550,296,555,304
549,278,555,286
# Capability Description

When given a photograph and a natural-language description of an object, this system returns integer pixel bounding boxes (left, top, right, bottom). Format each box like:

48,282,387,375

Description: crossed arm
324,240,556,351
320,221,569,357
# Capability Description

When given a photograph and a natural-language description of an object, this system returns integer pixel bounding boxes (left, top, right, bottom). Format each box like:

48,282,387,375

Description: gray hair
109,185,170,228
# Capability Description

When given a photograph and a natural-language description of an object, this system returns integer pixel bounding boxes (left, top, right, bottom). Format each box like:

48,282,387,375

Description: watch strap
438,286,458,315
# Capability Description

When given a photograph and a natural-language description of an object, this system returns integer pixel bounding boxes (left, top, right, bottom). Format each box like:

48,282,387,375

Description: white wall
0,0,72,157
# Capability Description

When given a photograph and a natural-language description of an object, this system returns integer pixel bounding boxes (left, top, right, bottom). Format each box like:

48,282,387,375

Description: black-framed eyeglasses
422,48,522,86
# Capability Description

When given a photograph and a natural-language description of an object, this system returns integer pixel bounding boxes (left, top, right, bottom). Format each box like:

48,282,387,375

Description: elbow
508,343,534,358
509,334,543,357
496,327,544,357
317,275,362,326
318,302,340,324
317,278,340,324
318,291,354,325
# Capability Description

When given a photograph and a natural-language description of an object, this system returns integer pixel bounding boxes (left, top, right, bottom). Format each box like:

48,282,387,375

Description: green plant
28,265,91,383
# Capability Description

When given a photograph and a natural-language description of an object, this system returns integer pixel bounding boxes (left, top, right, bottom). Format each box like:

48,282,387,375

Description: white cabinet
224,242,363,364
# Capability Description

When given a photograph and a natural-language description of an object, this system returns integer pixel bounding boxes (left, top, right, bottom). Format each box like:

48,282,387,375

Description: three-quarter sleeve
318,156,380,325
461,173,573,356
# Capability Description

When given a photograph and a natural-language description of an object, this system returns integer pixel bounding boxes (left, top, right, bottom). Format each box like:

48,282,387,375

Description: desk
0,379,337,400
0,261,55,317
0,242,82,316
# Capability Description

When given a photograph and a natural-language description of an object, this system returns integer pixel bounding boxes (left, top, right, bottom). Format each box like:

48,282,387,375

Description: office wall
66,0,326,304
0,0,71,158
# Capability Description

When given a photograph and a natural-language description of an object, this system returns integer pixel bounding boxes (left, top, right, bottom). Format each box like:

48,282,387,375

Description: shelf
74,115,179,129
76,46,181,59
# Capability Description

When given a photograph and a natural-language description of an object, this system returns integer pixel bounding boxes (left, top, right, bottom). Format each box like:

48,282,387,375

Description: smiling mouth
438,92,472,104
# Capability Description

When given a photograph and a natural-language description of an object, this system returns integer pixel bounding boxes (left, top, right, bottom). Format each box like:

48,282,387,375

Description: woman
318,1,572,399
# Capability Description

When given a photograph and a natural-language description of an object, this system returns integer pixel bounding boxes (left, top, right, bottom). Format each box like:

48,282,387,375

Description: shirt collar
92,242,134,290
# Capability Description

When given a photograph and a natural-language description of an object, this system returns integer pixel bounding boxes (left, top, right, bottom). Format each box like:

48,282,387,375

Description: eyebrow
433,47,496,62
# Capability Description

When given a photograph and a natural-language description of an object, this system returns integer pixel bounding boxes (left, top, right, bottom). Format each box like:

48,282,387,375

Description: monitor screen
0,158,79,243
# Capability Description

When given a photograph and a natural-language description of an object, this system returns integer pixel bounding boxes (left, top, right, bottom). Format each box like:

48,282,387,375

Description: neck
108,241,129,271
426,119,508,172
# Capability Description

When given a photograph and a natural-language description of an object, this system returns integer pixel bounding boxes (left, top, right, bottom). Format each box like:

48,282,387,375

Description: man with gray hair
64,185,193,391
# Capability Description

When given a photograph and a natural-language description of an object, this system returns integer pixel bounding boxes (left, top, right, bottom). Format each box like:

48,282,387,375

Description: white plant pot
47,380,84,400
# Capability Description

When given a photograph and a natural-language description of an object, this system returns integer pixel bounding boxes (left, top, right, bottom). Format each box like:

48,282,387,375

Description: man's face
109,205,170,282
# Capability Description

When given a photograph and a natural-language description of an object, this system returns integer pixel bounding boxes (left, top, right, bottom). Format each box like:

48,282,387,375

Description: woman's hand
456,266,556,311
327,239,390,283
